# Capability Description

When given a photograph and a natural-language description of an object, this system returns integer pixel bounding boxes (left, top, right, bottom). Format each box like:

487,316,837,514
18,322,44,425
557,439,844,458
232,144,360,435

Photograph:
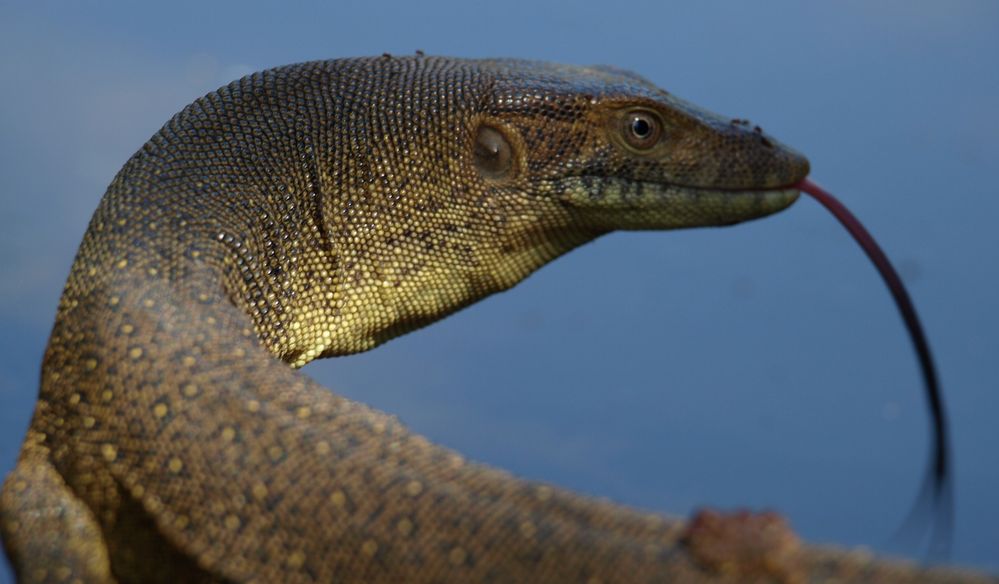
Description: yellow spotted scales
2,56,986,583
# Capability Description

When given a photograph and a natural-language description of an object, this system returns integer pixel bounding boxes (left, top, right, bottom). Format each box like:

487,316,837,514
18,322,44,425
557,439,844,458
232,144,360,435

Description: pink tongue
795,178,951,555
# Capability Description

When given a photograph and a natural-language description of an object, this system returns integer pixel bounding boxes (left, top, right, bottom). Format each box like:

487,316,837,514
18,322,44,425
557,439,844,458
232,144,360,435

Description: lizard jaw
548,177,800,231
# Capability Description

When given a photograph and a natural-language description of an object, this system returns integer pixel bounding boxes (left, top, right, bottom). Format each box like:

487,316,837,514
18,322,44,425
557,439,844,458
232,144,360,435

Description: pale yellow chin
550,177,800,230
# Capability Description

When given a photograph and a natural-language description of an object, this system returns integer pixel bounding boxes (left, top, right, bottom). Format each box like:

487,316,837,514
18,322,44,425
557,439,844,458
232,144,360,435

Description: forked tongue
796,178,952,558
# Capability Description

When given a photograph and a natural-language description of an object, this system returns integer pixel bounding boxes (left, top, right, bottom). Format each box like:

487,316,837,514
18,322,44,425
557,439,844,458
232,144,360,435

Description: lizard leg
1,451,116,584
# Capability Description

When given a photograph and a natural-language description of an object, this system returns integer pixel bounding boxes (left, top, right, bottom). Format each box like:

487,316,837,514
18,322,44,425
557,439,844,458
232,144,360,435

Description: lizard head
264,57,811,358
471,59,809,232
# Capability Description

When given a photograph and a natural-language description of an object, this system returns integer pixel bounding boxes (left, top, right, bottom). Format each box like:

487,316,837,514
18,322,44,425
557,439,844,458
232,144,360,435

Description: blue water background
1,2,996,580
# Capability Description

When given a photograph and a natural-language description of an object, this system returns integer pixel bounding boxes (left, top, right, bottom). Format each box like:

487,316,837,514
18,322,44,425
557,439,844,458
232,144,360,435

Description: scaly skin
2,56,810,583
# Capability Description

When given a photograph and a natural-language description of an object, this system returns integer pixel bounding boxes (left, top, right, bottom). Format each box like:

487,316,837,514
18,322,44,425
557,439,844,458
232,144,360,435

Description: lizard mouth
547,176,800,230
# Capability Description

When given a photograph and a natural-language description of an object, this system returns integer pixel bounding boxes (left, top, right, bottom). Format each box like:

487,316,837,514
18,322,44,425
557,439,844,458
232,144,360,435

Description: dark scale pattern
0,56,819,583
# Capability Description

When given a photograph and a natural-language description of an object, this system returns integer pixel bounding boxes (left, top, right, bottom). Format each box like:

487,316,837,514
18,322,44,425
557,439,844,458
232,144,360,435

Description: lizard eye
621,110,663,151
473,124,514,181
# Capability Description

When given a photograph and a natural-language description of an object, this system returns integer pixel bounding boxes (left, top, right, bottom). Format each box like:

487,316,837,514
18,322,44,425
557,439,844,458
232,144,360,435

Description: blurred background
1,1,996,580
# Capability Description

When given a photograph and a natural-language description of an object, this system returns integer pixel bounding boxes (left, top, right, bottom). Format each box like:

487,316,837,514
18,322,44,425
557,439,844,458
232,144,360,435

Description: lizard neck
90,173,597,369
82,63,601,368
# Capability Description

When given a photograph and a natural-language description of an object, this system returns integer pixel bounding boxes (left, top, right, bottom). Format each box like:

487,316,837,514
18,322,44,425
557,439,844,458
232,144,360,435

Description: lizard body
2,55,815,582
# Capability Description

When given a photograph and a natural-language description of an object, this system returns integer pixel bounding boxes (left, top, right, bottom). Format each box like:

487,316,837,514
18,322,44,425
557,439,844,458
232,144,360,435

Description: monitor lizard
1,55,985,583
